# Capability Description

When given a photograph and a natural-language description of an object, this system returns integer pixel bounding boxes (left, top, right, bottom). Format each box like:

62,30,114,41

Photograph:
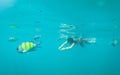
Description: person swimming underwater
58,36,96,51
17,35,41,53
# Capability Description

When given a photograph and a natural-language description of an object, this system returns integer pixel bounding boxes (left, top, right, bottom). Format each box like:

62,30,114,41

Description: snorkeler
58,36,96,51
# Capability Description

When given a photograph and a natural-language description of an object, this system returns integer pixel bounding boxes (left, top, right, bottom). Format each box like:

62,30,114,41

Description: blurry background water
0,0,120,75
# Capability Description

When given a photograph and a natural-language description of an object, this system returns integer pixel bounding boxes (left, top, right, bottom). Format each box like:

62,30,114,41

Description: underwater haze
0,0,120,75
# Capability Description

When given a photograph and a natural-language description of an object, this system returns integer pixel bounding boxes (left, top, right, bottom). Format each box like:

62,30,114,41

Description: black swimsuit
67,37,75,44
67,37,79,44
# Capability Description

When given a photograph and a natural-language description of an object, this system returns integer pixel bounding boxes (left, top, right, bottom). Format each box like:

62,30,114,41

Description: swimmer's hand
58,48,66,51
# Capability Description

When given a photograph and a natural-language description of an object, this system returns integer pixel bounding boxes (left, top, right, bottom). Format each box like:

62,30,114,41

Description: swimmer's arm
58,41,68,50
60,43,75,51
67,43,75,49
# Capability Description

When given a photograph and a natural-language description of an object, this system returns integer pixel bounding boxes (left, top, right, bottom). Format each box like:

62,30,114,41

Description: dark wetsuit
67,37,80,44
67,37,75,44
67,37,86,47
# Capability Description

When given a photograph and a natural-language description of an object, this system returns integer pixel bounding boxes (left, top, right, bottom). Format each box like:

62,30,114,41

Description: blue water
0,0,120,75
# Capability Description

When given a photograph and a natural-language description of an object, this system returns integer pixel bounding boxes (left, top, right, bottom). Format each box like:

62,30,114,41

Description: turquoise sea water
0,0,120,75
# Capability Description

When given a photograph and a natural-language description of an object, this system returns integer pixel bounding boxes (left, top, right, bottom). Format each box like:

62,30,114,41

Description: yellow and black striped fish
17,42,36,53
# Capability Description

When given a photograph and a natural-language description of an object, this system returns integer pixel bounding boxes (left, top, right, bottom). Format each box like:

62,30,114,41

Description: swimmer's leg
85,38,96,44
